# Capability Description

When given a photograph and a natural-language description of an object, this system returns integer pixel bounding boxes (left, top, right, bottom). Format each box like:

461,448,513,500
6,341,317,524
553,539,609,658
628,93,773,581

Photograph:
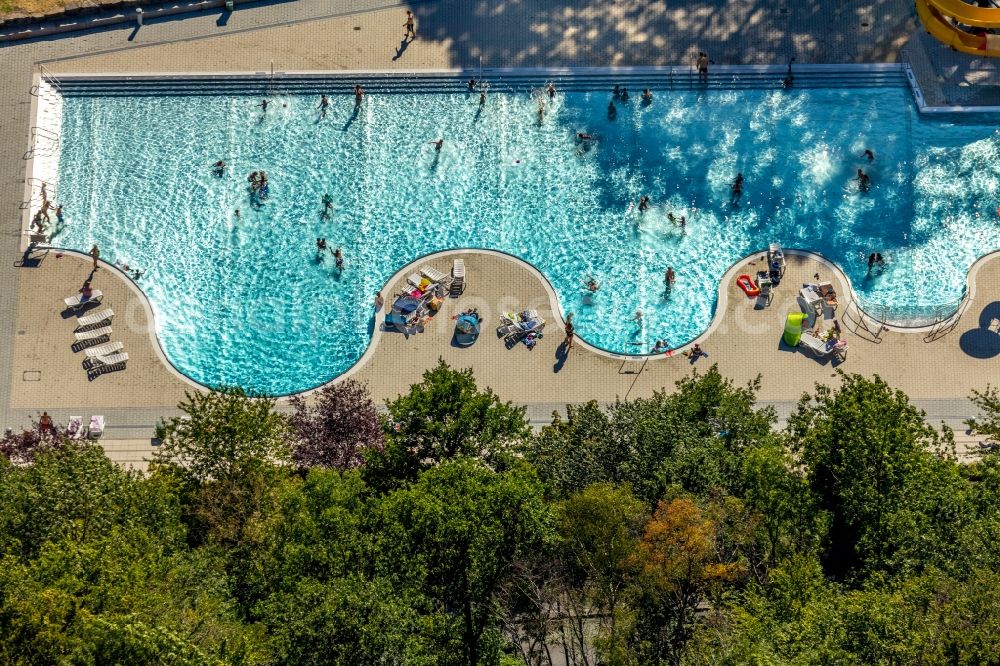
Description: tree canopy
2,365,997,665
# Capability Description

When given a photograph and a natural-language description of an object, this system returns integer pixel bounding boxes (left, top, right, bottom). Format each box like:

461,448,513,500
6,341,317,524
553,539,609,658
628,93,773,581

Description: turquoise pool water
54,83,1000,394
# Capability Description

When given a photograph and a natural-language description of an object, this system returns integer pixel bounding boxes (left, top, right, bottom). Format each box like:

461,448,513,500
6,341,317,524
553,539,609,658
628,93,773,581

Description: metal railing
848,286,969,336
24,126,60,160
29,64,64,97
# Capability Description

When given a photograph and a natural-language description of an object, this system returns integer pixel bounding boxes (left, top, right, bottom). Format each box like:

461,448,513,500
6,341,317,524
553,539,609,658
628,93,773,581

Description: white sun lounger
799,331,847,360
406,273,424,289
88,415,105,439
76,308,114,329
88,352,128,369
64,290,103,310
420,265,450,285
74,326,112,342
84,341,124,359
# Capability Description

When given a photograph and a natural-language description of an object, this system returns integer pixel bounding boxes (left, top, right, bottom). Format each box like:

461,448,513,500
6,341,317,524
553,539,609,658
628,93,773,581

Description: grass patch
1,0,70,16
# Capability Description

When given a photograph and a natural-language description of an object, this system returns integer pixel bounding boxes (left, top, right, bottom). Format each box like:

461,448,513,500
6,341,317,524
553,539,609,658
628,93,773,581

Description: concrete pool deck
2,0,1000,466
10,245,1000,468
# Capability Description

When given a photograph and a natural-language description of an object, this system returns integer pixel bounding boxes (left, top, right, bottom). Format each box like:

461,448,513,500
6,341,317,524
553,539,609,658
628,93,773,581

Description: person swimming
652,339,668,353
620,87,629,102
641,88,653,104
547,83,556,99
613,84,621,98
468,78,477,90
334,247,344,271
577,132,595,141
258,99,269,112
867,252,885,271
321,193,333,219
430,139,444,152
354,85,365,107
213,160,225,176
638,195,650,212
318,94,330,118
730,173,744,204
665,266,676,287
479,90,486,107
608,101,617,119
586,277,599,292
864,149,875,161
857,169,871,192
316,238,327,256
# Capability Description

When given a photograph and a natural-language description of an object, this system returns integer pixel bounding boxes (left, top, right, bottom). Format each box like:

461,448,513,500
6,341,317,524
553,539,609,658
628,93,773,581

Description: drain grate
23,371,41,381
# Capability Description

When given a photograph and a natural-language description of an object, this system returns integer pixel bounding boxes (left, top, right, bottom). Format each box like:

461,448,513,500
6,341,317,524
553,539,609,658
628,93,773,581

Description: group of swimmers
607,85,654,119
30,182,63,233
315,238,345,271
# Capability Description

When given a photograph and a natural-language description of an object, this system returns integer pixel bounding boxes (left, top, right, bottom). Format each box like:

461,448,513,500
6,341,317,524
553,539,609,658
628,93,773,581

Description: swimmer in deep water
213,160,226,176
316,238,327,256
857,169,871,192
641,88,653,104
613,84,621,98
730,173,744,204
586,277,599,292
258,99,269,112
321,193,333,219
867,252,885,272
577,132,595,141
547,83,556,99
608,101,617,119
638,195,650,212
430,139,444,152
621,87,630,102
864,149,875,161
665,266,676,288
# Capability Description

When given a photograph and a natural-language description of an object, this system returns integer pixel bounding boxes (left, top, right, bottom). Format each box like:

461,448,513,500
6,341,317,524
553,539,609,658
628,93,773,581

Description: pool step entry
54,67,906,97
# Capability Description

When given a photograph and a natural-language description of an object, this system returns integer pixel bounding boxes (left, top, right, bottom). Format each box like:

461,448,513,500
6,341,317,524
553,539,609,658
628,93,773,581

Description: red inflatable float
736,274,760,297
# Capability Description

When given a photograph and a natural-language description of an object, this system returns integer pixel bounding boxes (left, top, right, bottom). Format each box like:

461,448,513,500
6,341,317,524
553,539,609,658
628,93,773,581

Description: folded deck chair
76,308,114,329
451,258,466,296
87,351,128,369
88,415,105,439
67,416,84,440
74,325,112,342
520,309,540,322
497,323,520,338
84,341,124,359
420,265,451,286
64,290,103,310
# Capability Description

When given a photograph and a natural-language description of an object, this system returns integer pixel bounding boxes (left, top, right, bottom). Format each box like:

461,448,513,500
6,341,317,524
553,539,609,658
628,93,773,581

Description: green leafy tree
966,384,1000,451
367,360,530,489
154,388,290,483
377,458,553,665
788,373,955,579
557,483,646,662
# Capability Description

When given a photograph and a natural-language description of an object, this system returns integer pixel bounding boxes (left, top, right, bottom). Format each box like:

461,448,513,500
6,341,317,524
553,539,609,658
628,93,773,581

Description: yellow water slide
916,0,1000,56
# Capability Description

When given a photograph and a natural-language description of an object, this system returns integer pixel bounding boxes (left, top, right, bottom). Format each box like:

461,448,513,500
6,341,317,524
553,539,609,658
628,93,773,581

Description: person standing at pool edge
697,52,709,83
404,10,416,40
89,244,100,269
564,312,575,350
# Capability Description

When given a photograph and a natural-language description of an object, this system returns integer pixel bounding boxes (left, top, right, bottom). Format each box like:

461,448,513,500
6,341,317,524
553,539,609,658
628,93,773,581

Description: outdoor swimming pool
49,79,1000,394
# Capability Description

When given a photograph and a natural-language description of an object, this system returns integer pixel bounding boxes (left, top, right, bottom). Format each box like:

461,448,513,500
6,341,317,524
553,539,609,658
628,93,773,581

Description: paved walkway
2,0,999,461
